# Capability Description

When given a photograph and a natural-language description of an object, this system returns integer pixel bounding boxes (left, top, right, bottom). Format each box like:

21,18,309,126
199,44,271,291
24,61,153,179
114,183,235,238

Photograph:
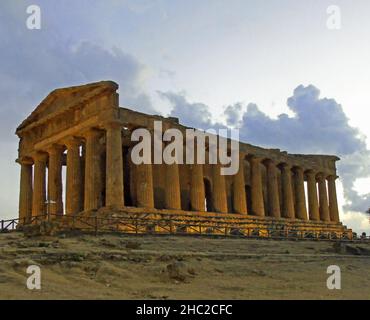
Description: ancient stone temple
15,81,352,238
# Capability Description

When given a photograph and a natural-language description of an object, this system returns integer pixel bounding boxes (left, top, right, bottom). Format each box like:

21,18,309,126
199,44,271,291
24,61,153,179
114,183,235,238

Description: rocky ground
0,230,370,299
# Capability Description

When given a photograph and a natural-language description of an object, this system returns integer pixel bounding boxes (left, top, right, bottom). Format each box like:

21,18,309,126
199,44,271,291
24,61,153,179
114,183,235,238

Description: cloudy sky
1,0,369,233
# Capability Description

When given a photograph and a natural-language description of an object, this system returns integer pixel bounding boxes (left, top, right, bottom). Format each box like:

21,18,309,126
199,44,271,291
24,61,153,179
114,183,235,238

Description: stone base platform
50,206,352,240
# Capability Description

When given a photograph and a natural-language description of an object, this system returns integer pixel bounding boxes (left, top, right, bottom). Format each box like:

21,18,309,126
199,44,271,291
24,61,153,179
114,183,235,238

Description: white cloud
160,85,370,233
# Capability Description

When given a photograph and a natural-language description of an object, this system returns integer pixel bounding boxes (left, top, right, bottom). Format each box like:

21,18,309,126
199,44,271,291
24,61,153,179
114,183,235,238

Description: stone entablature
16,81,344,232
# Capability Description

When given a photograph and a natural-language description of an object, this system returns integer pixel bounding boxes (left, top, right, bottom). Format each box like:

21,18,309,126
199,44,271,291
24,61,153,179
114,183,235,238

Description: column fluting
32,152,47,217
249,156,265,216
293,166,308,220
317,173,330,222
18,158,33,223
328,175,340,223
280,163,295,219
105,122,124,208
265,159,281,218
65,138,82,215
47,145,64,216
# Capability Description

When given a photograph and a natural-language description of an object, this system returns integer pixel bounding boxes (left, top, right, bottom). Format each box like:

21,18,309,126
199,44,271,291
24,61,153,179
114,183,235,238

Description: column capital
80,127,103,139
247,154,263,163
16,156,34,165
292,165,305,173
102,120,123,130
63,137,82,149
31,151,48,162
263,158,276,167
239,152,247,160
305,169,316,175
45,144,64,155
327,174,339,181
316,172,327,181
279,162,292,170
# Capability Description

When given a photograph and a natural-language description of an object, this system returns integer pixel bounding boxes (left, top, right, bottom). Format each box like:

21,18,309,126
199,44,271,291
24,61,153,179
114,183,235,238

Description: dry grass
0,232,370,299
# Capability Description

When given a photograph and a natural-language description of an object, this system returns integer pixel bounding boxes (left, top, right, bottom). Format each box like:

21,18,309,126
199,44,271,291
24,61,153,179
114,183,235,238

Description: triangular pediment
17,80,118,132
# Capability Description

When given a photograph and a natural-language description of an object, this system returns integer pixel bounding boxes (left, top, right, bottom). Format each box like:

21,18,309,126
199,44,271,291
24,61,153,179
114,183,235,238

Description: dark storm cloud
0,3,155,142
224,103,244,127
158,91,215,130
159,85,370,213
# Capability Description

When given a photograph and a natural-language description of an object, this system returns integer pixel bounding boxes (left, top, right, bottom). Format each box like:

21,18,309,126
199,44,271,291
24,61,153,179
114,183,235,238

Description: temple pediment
16,80,118,132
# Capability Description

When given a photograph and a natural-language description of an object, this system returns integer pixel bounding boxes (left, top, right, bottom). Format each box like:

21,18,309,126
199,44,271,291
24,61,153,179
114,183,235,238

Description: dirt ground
0,231,370,300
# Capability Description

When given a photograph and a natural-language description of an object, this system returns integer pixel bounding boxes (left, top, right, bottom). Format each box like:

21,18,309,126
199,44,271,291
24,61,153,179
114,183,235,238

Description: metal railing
1,213,369,242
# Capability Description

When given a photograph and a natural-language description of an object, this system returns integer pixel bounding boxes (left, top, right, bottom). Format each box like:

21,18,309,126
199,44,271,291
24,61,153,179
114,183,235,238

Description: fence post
94,216,98,236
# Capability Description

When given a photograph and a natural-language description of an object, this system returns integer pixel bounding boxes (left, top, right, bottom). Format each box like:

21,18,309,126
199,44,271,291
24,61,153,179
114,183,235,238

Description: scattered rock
187,267,196,275
346,264,358,271
108,254,123,261
38,242,51,248
251,269,267,277
125,241,141,250
333,243,370,256
130,256,144,263
214,268,224,274
157,254,172,262
22,221,61,237
13,258,39,268
99,238,117,248
166,261,189,282
70,253,86,261
51,241,60,248
166,261,196,283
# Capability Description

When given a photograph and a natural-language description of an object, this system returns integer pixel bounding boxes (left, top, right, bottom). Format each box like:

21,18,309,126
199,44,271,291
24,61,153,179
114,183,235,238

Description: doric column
165,163,181,210
84,129,102,211
249,156,265,216
47,145,64,216
212,163,228,213
264,159,281,218
65,138,82,215
327,175,340,223
280,163,295,219
190,163,205,212
306,170,320,221
105,122,124,208
232,156,247,214
136,163,154,208
18,158,33,223
317,173,330,222
293,166,308,220
164,141,182,211
32,152,47,217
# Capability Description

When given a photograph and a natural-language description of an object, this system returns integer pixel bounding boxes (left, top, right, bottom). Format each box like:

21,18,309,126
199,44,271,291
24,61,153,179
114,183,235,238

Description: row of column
228,156,340,223
19,133,340,224
185,156,339,224
18,122,126,220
